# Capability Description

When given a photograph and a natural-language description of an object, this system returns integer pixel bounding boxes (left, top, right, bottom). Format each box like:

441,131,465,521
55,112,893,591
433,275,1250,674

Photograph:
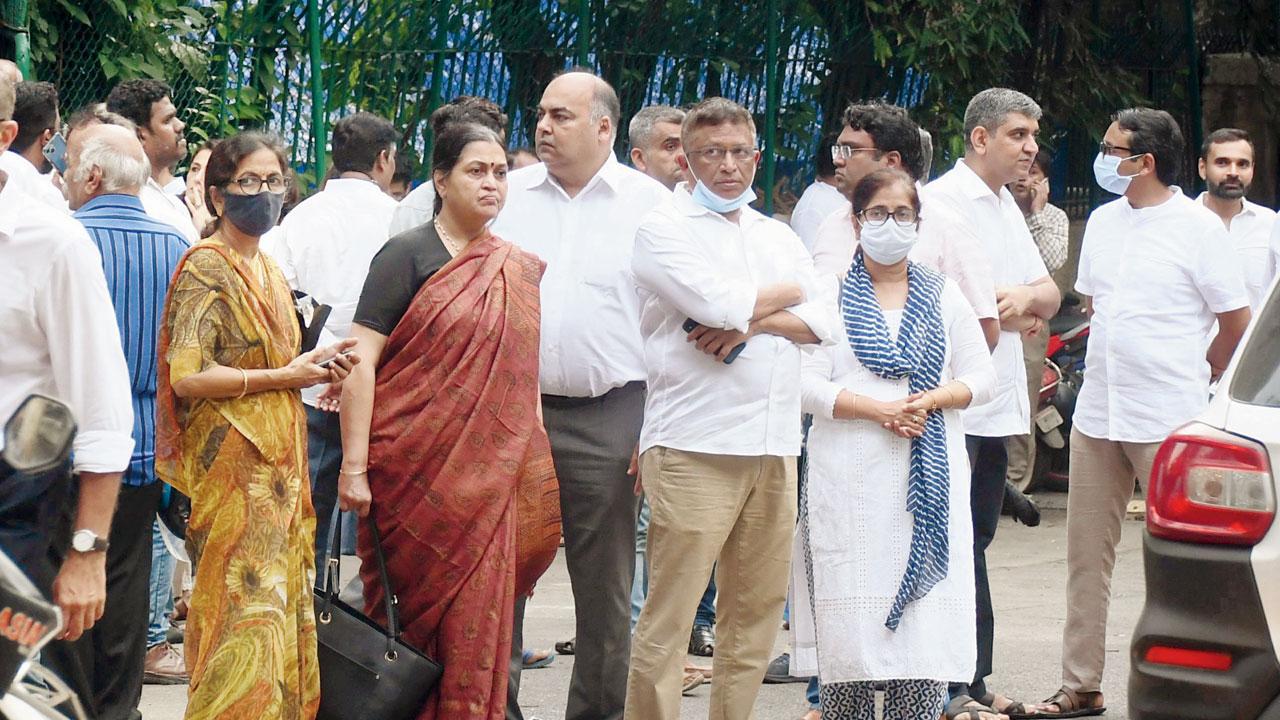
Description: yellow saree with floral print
155,239,319,720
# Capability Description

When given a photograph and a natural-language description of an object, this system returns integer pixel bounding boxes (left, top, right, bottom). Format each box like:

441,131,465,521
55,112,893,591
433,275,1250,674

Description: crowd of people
0,53,1272,720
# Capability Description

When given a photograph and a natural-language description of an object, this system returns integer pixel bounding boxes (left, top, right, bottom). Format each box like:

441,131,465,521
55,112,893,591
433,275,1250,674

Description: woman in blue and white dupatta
792,169,997,719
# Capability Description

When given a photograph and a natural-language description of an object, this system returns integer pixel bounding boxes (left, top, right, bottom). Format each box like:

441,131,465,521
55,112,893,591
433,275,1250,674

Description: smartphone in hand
682,318,746,364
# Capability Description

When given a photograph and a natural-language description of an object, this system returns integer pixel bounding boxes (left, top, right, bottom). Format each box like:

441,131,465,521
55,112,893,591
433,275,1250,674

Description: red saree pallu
359,232,561,720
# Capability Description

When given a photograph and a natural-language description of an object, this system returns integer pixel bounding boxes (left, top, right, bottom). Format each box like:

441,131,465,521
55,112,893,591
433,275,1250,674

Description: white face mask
1093,151,1145,195
858,218,918,265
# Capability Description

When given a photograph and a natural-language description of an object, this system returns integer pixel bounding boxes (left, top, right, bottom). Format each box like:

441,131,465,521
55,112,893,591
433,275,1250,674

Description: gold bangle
928,392,940,412
340,468,368,476
849,392,859,419
237,368,249,399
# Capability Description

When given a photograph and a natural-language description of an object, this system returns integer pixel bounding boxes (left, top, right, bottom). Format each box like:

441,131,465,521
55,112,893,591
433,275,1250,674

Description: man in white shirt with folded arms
625,97,833,720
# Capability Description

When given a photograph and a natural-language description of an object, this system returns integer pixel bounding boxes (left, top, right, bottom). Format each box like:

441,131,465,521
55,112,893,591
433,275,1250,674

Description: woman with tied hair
337,121,560,720
793,168,997,719
155,131,358,720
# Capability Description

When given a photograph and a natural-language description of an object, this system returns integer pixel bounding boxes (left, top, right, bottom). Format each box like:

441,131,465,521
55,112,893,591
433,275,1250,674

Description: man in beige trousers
626,97,833,719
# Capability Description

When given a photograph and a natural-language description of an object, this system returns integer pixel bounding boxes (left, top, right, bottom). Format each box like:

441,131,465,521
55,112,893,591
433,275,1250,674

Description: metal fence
8,0,1203,212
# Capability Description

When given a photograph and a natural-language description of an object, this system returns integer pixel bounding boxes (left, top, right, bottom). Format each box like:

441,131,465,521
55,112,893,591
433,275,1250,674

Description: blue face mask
1092,151,1144,195
689,169,757,214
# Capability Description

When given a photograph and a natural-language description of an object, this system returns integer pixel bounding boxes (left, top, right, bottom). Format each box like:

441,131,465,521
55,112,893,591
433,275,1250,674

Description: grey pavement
140,493,1146,719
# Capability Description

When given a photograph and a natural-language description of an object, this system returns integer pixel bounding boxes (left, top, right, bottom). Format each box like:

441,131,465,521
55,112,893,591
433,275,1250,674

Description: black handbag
314,505,442,720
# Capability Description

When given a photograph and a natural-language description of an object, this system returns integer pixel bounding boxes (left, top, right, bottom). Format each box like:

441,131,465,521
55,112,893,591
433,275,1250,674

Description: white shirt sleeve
272,221,300,292
40,237,134,473
1015,225,1051,285
388,183,435,237
943,281,997,407
801,343,845,420
778,230,837,346
810,209,856,281
1195,222,1251,314
632,214,757,333
1075,220,1096,297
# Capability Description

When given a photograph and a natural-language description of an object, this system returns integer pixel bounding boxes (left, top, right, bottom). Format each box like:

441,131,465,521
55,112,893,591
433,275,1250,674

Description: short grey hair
917,128,934,182
71,135,151,193
963,88,1042,150
629,105,686,150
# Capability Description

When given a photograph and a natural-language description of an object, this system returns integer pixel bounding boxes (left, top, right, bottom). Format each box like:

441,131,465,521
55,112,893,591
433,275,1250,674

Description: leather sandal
944,695,1003,720
1008,686,1105,718
688,624,715,657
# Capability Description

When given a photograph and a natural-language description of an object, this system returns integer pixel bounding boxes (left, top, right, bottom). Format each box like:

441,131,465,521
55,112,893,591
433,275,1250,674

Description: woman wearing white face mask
791,168,998,719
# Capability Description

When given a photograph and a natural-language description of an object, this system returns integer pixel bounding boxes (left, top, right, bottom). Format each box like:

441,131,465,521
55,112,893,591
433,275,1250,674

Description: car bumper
1130,532,1280,719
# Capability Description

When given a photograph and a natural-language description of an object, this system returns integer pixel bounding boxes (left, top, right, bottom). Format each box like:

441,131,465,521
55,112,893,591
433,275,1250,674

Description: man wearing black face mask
0,81,67,210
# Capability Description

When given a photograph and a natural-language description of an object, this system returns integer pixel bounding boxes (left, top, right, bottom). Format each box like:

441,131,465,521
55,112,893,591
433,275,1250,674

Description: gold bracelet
849,392,859,419
340,468,368,476
237,367,249,399
928,391,940,412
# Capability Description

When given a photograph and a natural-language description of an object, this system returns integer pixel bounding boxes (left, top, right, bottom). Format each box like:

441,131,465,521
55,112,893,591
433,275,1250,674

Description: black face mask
220,190,283,236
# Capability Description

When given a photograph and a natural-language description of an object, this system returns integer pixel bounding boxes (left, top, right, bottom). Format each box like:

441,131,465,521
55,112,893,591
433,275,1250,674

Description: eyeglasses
688,147,756,163
226,174,291,195
830,144,880,161
1099,141,1135,158
857,206,919,227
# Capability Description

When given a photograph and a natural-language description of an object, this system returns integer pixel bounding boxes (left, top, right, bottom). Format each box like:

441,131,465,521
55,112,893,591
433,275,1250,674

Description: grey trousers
508,594,527,720
542,382,645,720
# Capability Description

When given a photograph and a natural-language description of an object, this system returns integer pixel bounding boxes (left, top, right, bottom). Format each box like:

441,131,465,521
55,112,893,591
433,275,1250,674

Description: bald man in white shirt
490,70,671,720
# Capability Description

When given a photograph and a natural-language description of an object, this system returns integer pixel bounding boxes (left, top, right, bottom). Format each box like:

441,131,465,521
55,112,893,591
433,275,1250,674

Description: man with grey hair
629,104,687,190
923,87,1061,719
59,121,194,710
0,59,21,85
491,69,670,720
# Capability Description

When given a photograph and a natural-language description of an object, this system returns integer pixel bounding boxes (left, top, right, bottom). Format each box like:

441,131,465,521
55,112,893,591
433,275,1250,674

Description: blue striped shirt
75,194,190,487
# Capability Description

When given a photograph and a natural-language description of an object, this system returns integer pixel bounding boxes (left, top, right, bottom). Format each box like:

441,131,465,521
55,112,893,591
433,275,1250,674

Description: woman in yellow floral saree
154,133,357,720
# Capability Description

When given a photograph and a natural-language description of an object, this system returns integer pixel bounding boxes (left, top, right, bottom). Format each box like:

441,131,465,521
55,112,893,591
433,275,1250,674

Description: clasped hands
870,391,940,439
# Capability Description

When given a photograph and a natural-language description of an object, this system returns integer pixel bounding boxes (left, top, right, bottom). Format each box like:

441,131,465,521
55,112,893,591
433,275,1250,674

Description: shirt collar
75,193,146,216
529,152,624,198
1196,191,1261,219
321,177,388,196
950,159,1003,201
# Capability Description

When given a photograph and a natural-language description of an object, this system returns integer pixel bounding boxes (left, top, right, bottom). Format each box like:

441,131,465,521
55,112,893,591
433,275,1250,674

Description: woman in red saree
334,122,560,720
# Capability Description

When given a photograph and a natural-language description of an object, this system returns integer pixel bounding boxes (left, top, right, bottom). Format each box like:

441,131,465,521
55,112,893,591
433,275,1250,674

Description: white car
1130,282,1280,719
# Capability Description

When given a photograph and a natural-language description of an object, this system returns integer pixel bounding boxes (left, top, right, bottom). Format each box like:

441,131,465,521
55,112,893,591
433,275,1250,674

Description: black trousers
950,435,1009,702
43,481,162,720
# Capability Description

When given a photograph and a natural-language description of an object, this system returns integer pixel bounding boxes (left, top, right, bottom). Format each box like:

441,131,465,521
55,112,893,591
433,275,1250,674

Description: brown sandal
1008,686,1105,718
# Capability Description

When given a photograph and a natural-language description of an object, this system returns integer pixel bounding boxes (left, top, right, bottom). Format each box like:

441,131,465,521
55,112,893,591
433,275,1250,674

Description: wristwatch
70,529,109,554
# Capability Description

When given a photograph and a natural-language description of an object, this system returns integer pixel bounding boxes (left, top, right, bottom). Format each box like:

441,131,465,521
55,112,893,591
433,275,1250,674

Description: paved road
140,498,1146,719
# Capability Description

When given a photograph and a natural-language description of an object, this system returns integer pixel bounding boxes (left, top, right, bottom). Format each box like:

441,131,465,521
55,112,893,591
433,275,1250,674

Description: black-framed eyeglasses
688,146,756,163
857,206,919,227
1099,141,1135,158
226,174,291,195
830,144,880,161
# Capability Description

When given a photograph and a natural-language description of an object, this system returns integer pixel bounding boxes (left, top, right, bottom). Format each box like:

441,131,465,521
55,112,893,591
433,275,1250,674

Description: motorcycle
1027,297,1090,491
0,395,87,720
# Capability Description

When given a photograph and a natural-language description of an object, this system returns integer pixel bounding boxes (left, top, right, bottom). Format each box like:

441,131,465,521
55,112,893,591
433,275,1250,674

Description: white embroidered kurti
792,279,996,685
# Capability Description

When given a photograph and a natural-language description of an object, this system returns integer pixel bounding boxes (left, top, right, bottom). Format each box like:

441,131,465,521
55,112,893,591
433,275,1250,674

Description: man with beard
106,79,200,244
2,81,67,209
1198,128,1278,312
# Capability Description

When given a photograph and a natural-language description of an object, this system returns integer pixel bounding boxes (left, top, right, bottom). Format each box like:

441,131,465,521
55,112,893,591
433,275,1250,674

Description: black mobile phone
317,350,354,369
682,318,747,364
42,132,67,174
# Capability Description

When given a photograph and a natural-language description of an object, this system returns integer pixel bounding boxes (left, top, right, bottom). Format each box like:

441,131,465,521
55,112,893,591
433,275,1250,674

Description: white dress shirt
0,178,134,472
1196,193,1277,313
633,184,835,457
1074,190,1248,443
810,200,998,321
140,178,200,245
0,150,68,212
269,178,399,407
923,159,1049,437
789,179,847,252
387,180,437,237
491,154,671,397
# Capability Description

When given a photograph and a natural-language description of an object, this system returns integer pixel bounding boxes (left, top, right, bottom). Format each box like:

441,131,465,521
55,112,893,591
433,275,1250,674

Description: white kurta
791,279,996,685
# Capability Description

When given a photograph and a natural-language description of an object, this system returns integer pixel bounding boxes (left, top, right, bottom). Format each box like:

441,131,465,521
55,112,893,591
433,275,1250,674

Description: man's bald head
535,70,619,192
64,122,150,210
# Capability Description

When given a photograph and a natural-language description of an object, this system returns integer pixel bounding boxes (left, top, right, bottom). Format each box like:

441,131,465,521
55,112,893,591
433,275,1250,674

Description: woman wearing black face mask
154,132,360,720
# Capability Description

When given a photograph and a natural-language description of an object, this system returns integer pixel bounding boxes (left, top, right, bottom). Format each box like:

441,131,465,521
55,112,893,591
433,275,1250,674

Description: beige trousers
625,447,796,720
1062,428,1160,691
1006,330,1050,485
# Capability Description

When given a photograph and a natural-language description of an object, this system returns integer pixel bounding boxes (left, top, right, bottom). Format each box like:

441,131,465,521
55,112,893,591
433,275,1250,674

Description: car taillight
1144,645,1234,671
1147,423,1275,546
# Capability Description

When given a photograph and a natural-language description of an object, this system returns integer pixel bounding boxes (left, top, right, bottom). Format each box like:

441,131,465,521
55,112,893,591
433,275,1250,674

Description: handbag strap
317,502,404,653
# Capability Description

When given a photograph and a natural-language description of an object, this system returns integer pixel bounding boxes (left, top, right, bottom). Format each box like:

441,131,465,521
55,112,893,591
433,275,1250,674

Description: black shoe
689,624,715,656
166,623,184,645
763,652,810,684
1003,484,1042,527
